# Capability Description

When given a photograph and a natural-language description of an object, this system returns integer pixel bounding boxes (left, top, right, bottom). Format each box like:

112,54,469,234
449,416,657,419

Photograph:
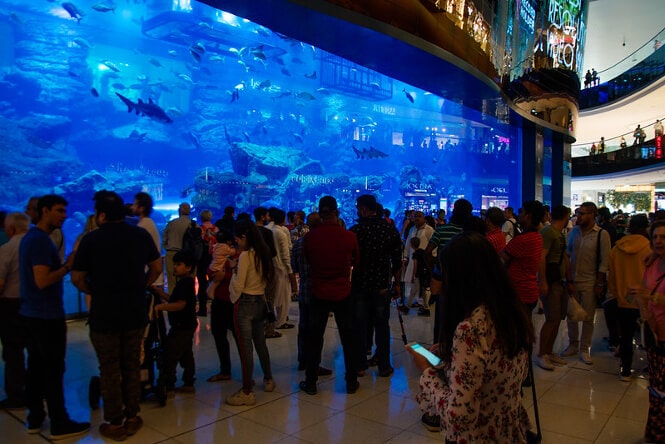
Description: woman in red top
501,201,545,312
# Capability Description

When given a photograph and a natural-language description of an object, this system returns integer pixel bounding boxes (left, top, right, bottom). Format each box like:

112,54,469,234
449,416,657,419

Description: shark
115,93,172,123
353,145,389,159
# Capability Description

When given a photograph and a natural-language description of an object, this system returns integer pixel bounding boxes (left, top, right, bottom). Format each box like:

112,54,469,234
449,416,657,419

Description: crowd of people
1,192,665,442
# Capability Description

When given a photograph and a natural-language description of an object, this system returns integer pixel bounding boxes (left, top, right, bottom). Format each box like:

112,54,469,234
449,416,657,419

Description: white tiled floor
0,303,653,443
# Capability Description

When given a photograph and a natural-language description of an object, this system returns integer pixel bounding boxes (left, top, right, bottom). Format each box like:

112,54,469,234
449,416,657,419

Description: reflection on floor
0,303,651,443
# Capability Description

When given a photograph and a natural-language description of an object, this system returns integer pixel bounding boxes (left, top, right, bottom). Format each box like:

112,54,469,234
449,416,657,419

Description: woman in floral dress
408,231,534,443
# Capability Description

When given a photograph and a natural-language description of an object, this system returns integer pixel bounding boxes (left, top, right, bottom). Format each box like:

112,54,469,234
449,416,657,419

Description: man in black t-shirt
153,251,197,403
72,191,161,441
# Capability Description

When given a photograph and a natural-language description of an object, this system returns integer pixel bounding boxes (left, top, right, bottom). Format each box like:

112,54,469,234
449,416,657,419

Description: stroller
88,288,168,409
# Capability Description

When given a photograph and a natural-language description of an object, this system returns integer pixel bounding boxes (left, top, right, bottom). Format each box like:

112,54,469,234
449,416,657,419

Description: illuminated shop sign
519,0,536,32
546,0,586,71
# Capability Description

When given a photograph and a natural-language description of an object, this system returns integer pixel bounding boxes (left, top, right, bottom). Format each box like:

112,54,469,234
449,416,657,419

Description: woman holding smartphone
407,231,534,442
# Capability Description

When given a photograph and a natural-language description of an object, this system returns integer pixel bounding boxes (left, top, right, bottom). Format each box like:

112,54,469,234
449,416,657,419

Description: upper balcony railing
579,28,665,109
572,134,665,177
572,117,665,158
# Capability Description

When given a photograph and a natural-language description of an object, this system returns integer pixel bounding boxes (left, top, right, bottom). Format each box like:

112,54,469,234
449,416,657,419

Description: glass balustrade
579,27,665,109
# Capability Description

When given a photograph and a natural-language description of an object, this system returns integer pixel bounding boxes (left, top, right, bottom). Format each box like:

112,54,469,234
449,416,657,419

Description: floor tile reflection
0,305,651,443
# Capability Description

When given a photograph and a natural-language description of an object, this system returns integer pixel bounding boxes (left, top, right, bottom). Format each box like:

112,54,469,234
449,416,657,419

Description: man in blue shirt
19,194,89,440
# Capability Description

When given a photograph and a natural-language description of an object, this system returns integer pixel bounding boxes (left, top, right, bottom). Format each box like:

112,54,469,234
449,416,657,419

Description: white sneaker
536,355,554,371
264,378,275,392
579,350,593,365
226,389,256,406
548,354,568,366
561,344,579,357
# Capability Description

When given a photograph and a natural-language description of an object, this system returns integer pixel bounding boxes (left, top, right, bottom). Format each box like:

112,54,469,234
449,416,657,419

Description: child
207,229,236,299
403,237,431,315
153,251,198,405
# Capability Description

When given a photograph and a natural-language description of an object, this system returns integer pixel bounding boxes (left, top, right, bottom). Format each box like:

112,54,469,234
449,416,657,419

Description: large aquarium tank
0,1,522,289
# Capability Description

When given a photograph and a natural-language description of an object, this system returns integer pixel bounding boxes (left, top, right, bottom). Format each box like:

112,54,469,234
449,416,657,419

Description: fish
190,42,205,62
257,79,271,89
402,88,415,103
168,50,177,56
198,21,212,29
296,92,315,100
115,92,173,123
149,58,162,67
62,2,84,23
208,55,224,62
275,91,292,99
111,82,126,89
280,68,291,76
243,131,250,142
90,87,99,97
292,132,303,143
352,146,389,159
100,60,120,72
369,82,381,90
92,3,115,13
316,87,331,95
305,71,317,79
233,82,245,90
136,74,147,81
9,12,22,24
73,37,92,48
177,73,194,83
275,57,285,66
189,131,201,148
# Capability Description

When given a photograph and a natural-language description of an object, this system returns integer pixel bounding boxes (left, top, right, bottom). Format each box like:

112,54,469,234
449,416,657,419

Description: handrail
572,116,665,157
594,27,665,83
571,137,665,177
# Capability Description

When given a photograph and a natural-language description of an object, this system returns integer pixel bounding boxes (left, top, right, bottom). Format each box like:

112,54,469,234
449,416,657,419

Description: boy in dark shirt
153,251,197,404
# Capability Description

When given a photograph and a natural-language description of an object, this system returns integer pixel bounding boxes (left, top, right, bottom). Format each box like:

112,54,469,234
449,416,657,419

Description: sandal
207,374,231,382
265,331,282,338
276,323,295,329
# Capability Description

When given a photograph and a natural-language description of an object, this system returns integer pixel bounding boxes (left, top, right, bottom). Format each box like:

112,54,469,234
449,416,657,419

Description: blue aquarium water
0,1,521,258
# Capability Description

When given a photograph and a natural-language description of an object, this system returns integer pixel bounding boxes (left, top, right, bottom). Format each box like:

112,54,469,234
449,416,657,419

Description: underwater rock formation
230,142,313,179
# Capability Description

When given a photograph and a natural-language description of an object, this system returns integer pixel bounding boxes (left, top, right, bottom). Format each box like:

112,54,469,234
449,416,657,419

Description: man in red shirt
300,196,360,395
485,207,506,253
500,200,544,311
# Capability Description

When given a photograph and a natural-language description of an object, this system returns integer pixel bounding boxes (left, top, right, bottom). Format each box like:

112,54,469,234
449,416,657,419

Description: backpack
507,218,522,237
182,223,204,261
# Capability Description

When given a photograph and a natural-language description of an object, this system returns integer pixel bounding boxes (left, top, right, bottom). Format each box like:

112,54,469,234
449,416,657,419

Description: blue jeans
233,295,272,392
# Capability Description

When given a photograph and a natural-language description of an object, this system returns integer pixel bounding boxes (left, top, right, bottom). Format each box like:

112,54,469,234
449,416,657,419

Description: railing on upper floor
572,117,665,157
579,27,665,109
571,135,665,177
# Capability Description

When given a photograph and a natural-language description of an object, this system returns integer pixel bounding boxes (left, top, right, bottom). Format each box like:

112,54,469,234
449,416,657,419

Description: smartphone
408,342,442,367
